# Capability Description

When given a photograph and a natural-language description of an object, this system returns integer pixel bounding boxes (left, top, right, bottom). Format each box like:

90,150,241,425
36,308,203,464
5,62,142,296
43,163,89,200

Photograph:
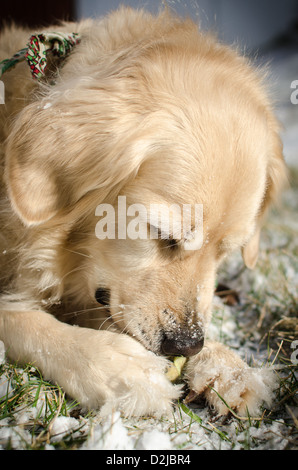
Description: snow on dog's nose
160,327,204,357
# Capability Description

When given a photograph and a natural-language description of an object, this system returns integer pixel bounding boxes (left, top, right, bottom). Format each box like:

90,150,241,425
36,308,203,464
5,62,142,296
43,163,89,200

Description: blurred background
1,0,298,166
1,0,298,52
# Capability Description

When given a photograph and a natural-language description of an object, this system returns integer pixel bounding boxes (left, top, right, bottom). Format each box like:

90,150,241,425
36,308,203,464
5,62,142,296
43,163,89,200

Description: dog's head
5,14,287,356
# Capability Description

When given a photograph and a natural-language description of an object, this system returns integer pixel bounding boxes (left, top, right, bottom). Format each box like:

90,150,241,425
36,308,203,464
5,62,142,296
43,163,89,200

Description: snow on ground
0,43,297,451
0,351,292,451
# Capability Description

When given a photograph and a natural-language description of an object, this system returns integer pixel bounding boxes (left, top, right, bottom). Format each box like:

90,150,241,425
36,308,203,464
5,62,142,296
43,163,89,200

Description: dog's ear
5,94,148,226
241,226,261,270
242,127,288,270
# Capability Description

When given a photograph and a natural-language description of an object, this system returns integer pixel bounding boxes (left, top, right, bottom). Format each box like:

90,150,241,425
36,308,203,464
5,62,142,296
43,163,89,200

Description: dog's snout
161,328,204,357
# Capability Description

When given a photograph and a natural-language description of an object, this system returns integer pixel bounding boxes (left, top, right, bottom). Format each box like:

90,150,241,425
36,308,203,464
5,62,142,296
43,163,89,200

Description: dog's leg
0,307,181,417
185,341,277,416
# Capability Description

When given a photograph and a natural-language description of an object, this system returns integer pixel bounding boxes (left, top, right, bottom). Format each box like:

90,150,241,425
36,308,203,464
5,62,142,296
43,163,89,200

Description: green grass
0,362,88,449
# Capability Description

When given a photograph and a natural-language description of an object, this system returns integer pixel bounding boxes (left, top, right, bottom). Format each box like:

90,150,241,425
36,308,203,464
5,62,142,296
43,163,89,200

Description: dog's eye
151,226,180,255
165,238,179,249
160,237,180,253
95,288,110,305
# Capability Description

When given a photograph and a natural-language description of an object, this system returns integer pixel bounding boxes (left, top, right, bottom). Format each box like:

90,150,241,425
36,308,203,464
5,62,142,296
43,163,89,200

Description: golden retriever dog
0,7,287,417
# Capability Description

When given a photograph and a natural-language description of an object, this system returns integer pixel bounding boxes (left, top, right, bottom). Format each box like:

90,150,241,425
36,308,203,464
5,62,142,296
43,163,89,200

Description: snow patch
82,412,134,450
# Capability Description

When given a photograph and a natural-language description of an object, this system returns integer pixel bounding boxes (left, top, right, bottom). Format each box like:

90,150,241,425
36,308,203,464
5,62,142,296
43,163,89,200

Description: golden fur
0,7,287,417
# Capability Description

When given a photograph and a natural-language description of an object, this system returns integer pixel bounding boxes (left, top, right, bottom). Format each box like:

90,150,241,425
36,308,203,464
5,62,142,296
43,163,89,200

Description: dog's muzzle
160,327,204,357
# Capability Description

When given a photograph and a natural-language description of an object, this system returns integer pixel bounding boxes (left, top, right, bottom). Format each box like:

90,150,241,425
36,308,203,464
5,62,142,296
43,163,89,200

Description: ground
0,37,297,452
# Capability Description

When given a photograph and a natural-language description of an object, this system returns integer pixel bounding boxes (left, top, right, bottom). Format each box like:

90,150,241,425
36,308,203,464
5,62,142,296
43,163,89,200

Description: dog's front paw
65,329,182,418
185,341,277,416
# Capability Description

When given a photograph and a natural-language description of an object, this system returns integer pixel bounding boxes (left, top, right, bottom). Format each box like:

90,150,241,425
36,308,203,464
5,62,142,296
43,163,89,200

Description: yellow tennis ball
166,356,187,382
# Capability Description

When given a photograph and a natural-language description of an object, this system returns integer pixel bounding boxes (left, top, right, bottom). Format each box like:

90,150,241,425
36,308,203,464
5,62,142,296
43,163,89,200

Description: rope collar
0,31,80,80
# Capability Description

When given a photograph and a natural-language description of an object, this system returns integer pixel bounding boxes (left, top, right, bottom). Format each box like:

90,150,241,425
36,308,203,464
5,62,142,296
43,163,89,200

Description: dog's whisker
104,314,128,332
105,311,138,335
70,305,109,313
77,316,111,322
60,265,88,282
62,247,93,259
61,305,132,322
100,315,121,331
61,305,110,318
118,317,135,336
96,309,122,329
102,312,124,326
106,319,125,333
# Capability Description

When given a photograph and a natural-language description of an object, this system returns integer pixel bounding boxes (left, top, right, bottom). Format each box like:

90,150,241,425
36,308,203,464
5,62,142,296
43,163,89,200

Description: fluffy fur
0,7,287,417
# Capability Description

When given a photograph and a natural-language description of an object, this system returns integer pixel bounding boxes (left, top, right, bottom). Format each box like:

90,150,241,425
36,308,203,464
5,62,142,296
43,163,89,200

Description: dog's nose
161,328,204,357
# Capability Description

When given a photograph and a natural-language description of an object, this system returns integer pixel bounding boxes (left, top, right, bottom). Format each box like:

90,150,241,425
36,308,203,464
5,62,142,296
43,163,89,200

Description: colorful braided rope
0,32,80,80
